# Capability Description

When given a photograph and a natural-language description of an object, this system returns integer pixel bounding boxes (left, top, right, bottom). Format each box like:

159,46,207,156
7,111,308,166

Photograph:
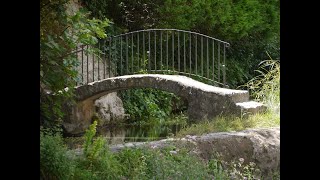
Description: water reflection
96,123,183,145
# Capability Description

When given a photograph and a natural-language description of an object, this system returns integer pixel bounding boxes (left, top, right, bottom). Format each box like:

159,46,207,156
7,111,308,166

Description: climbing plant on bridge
40,0,110,128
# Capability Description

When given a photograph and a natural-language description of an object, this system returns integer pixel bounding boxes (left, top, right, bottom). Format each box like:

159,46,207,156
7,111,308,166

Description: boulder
94,92,126,126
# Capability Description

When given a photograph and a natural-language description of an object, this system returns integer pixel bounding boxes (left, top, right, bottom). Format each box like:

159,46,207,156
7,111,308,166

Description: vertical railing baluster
81,45,84,84
75,46,78,86
131,33,134,74
148,31,151,72
189,33,192,76
218,42,221,84
98,42,101,81
178,31,180,73
109,37,112,77
160,31,163,72
137,32,140,72
195,35,197,75
98,41,100,80
114,37,117,76
87,45,89,83
154,31,157,71
223,43,226,87
126,35,128,74
120,36,123,75
103,40,106,79
166,31,169,72
201,36,203,77
143,32,145,71
184,32,186,73
172,31,174,72
92,45,94,82
207,38,209,78
212,40,215,82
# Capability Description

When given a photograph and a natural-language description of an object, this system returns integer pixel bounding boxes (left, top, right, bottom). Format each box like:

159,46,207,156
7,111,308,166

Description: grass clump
243,54,280,114
176,56,280,137
176,111,279,137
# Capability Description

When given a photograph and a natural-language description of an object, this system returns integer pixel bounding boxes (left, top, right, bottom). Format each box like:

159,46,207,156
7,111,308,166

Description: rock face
62,93,126,135
94,92,126,126
109,127,280,179
196,127,280,179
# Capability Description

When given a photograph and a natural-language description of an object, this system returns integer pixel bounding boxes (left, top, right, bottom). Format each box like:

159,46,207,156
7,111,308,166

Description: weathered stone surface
109,127,280,179
196,127,280,178
74,74,250,118
236,101,267,115
94,92,126,126
63,99,95,135
64,74,265,134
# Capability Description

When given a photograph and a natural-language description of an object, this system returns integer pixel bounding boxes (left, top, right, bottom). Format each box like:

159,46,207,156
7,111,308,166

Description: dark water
65,123,184,149
97,123,183,144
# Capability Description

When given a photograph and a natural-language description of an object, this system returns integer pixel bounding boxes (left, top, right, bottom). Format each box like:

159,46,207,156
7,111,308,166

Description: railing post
148,31,151,73
154,30,157,71
189,33,192,77
218,42,220,85
178,31,180,72
137,32,140,72
223,43,226,87
184,32,186,73
212,40,215,82
81,45,84,84
109,37,112,78
172,30,174,72
87,45,89,83
160,31,163,72
143,31,145,71
126,35,128,74
131,33,134,74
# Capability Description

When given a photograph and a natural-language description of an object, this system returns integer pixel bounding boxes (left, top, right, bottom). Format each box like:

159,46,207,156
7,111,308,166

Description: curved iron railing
74,29,230,87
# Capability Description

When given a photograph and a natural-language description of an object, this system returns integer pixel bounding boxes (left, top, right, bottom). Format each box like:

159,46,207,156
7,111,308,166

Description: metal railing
74,29,230,87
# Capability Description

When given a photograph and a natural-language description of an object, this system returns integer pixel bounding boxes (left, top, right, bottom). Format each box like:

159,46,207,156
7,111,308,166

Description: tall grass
176,54,280,137
242,53,280,115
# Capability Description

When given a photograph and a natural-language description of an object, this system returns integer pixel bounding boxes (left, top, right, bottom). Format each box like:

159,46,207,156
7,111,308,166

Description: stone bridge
63,74,265,135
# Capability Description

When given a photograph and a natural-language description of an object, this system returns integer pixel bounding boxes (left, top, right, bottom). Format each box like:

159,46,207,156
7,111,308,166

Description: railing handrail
111,29,230,47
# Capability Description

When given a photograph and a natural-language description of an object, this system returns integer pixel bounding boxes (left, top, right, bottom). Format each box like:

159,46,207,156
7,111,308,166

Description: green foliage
40,129,75,179
42,121,276,179
75,121,122,179
176,111,279,137
80,0,279,88
40,0,110,127
241,55,280,114
208,158,229,180
81,0,163,31
119,88,186,124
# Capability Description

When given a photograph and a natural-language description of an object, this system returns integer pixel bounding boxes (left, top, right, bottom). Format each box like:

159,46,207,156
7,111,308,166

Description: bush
40,130,74,179
119,88,186,124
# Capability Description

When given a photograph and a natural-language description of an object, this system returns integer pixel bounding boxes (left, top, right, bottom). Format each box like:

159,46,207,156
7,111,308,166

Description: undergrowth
41,120,268,179
176,56,280,137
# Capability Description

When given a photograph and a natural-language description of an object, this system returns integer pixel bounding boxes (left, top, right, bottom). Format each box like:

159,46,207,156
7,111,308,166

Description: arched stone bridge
63,74,265,134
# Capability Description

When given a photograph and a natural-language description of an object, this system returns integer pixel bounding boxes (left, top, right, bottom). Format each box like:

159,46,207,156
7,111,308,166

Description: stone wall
63,0,125,134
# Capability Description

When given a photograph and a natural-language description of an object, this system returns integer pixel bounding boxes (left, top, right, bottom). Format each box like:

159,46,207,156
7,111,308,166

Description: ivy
40,0,111,128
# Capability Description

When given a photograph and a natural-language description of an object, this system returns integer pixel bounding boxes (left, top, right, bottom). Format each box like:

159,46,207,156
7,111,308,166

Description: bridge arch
63,74,250,135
